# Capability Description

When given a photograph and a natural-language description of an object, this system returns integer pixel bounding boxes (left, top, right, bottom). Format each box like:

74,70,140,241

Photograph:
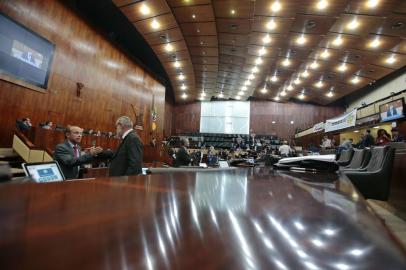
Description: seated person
17,117,32,131
337,138,353,154
42,121,53,130
278,141,292,157
391,128,404,142
376,129,391,146
54,125,103,179
173,138,191,167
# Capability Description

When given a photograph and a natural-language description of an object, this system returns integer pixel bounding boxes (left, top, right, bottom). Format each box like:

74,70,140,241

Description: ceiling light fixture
366,0,380,8
271,1,282,12
333,36,343,46
219,92,224,98
181,84,187,90
280,91,287,96
315,80,324,88
245,80,252,86
178,73,185,80
192,14,196,19
174,61,181,68
287,85,294,91
140,4,151,15
296,35,307,45
369,37,381,48
263,34,272,44
266,19,277,30
181,93,187,99
294,78,301,85
301,70,309,78
310,61,319,69
338,63,347,72
255,57,263,65
252,66,259,73
316,0,329,10
282,58,290,66
351,76,360,84
274,95,281,101
165,43,173,52
236,95,241,100
248,74,255,80
231,9,236,15
151,19,160,30
347,18,360,30
385,54,396,64
238,91,244,96
258,47,266,56
261,87,268,94
326,91,334,97
298,92,305,99
321,49,330,59
241,86,248,91
271,75,278,82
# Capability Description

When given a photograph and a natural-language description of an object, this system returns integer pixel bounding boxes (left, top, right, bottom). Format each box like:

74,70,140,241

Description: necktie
73,145,79,158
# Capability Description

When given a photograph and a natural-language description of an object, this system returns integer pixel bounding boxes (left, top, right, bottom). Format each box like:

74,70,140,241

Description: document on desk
274,154,338,172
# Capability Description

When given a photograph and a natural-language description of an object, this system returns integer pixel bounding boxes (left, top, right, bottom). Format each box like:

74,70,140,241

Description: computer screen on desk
22,162,65,183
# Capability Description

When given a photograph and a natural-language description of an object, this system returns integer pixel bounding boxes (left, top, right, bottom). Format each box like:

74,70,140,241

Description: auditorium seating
340,148,371,171
336,148,354,166
343,146,395,201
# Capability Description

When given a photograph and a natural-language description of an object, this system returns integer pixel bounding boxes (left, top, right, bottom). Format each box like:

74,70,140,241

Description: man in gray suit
104,116,143,176
54,126,102,179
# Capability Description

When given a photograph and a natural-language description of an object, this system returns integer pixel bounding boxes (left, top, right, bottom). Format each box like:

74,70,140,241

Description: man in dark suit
174,138,191,167
17,118,32,131
104,116,143,176
53,126,103,179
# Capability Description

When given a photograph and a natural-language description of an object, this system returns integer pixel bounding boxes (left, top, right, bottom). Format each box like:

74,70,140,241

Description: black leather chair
340,148,371,171
343,146,395,201
336,148,354,166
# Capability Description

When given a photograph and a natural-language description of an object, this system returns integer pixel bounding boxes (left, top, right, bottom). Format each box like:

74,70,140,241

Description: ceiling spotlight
219,92,224,98
174,61,181,68
139,4,151,15
271,75,279,82
181,93,187,99
282,58,290,66
366,0,380,8
248,74,255,80
241,86,248,91
258,47,266,55
298,92,305,99
274,95,281,101
236,95,241,100
301,70,310,78
245,80,252,86
192,14,196,19
333,36,343,46
321,49,330,59
280,91,287,96
261,87,268,94
386,55,397,64
255,57,263,65
263,34,272,44
178,73,185,80
351,76,360,84
338,63,347,72
347,18,360,30
296,35,307,45
287,85,294,91
294,78,302,85
316,0,328,10
266,19,277,30
165,43,173,52
326,91,334,97
238,91,244,96
151,19,160,30
231,9,236,14
272,120,276,124
181,84,187,90
315,80,324,88
252,66,259,73
271,1,282,12
310,61,319,69
368,37,381,48
201,92,206,97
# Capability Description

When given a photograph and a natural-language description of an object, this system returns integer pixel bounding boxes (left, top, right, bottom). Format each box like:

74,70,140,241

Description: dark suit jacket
174,147,191,167
53,141,94,179
107,131,143,176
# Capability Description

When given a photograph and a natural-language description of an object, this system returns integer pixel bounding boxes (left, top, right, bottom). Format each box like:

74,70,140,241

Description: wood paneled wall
0,0,166,148
170,101,343,139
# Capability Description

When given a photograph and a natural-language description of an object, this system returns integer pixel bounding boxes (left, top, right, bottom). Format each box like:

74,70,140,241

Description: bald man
54,125,102,179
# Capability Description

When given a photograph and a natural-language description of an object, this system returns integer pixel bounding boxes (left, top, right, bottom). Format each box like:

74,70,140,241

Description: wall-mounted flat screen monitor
379,98,405,122
0,13,54,88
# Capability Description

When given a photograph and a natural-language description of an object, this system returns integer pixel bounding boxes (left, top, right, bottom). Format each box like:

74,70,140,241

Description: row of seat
337,146,395,201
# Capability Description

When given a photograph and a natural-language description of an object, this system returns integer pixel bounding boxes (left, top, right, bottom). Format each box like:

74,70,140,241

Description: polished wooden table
1,168,406,269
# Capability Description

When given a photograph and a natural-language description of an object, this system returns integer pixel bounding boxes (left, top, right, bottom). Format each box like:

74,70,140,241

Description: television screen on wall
0,13,54,89
379,98,405,122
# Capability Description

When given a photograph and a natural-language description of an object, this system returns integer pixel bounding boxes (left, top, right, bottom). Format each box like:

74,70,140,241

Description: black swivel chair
336,148,354,166
339,148,371,171
343,146,395,201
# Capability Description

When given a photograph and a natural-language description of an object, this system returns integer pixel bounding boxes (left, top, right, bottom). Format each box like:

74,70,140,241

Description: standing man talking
105,116,143,176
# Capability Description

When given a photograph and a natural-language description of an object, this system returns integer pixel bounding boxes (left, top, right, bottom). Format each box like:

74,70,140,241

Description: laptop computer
22,161,65,183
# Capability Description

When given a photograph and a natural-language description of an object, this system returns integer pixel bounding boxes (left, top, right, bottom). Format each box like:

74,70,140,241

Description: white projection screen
200,101,250,134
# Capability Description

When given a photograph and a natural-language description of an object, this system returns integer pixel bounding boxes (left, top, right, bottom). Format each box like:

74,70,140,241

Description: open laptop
22,161,65,183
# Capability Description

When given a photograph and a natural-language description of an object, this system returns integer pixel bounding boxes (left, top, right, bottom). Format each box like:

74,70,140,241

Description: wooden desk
0,168,405,269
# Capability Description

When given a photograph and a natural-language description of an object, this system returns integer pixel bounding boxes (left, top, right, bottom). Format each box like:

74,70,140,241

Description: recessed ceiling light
238,91,244,96
321,49,330,59
271,1,282,12
165,43,173,52
236,95,241,100
332,36,343,46
280,91,287,96
263,34,271,44
241,86,247,91
231,9,235,15
351,76,360,84
274,96,281,101
174,61,181,68
192,14,196,19
178,73,185,80
201,92,206,97
326,91,334,97
298,93,305,99
338,63,347,72
258,47,266,55
287,85,294,91
366,0,379,8
181,93,187,99
219,92,224,98
368,37,381,48
266,19,277,30
151,19,160,30
252,66,259,73
245,80,252,86
290,120,294,124
301,70,310,78
271,75,278,82
248,74,255,80
386,54,397,64
316,0,328,10
255,57,263,65
181,84,187,90
310,61,319,69
294,78,302,85
296,35,307,45
272,120,276,124
261,87,268,94
315,81,324,88
282,58,290,66
139,4,151,15
347,18,360,30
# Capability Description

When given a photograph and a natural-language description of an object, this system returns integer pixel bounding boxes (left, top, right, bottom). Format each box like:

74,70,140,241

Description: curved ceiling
113,0,406,105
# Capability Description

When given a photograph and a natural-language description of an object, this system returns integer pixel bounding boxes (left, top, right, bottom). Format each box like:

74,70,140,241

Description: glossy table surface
1,168,406,270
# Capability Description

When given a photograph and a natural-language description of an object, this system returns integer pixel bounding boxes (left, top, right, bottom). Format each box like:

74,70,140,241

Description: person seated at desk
278,141,293,157
376,129,391,146
174,138,191,167
42,121,53,130
16,117,32,132
338,138,353,154
320,135,332,149
54,125,103,179
391,128,404,142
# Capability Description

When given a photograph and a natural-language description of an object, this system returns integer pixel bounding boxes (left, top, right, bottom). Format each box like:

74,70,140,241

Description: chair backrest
346,149,366,169
366,146,389,172
337,149,354,163
360,148,372,169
